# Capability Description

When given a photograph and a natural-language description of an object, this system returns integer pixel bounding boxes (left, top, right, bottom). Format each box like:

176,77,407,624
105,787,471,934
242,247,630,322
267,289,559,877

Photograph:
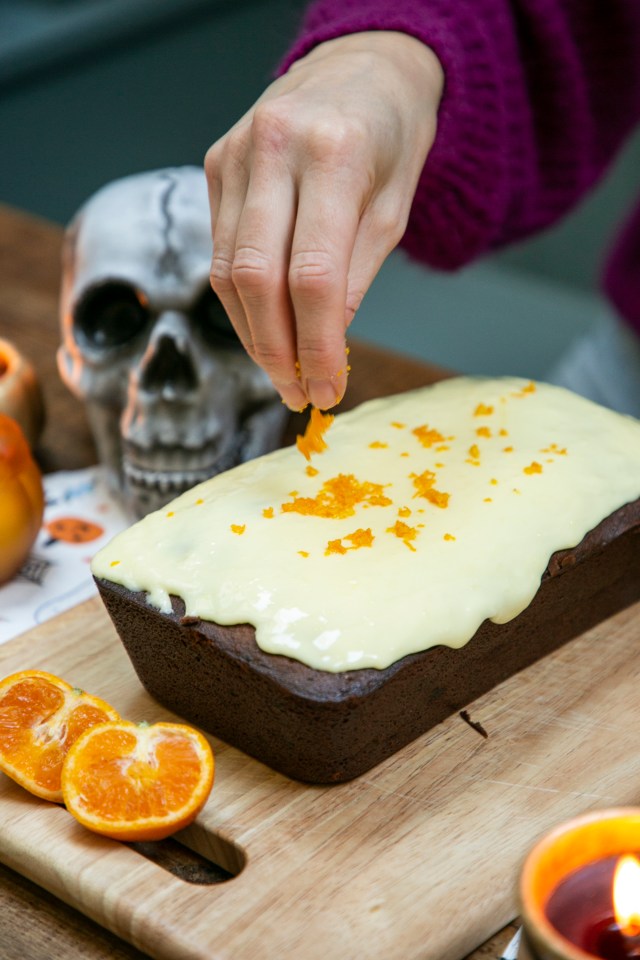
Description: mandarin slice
61,721,214,841
0,670,120,802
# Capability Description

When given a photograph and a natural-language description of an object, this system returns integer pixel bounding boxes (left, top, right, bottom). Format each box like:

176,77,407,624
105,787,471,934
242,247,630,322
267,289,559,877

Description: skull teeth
124,459,231,493
122,436,247,498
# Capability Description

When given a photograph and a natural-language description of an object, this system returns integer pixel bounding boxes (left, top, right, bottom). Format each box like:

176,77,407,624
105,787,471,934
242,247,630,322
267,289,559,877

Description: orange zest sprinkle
435,444,450,452
166,512,175,518
324,530,373,556
484,497,493,502
347,528,374,549
262,507,274,519
325,538,347,555
296,407,335,461
400,452,410,457
443,533,456,541
513,381,536,397
391,421,406,429
110,560,120,567
195,498,204,505
282,474,392,520
524,461,543,475
369,441,388,449
474,403,494,417
476,426,492,438
490,478,498,485
540,443,567,455
503,446,514,453
298,551,309,558
468,444,480,459
230,524,246,535
305,465,319,477
412,424,445,448
499,429,508,437
386,520,419,551
398,506,411,518
410,469,450,508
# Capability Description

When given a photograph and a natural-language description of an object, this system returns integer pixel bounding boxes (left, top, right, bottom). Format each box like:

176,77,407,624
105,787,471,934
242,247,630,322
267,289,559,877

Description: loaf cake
93,377,640,783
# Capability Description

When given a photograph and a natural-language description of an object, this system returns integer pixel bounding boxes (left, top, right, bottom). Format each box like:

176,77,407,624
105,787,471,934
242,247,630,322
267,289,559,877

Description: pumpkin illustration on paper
44,516,104,546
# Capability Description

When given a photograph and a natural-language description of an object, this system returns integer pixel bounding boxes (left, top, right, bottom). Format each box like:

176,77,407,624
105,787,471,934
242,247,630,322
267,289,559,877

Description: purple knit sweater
280,0,640,334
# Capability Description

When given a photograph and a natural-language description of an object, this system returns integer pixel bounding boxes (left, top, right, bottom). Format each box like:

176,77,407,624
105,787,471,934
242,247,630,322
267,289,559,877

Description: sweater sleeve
278,0,640,276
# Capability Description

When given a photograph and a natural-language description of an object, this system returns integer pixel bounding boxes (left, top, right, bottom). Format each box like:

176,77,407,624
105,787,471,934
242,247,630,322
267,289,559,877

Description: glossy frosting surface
93,377,640,671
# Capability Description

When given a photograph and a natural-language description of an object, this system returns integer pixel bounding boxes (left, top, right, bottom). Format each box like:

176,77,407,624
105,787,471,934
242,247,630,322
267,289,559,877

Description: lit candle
546,854,640,958
519,809,640,960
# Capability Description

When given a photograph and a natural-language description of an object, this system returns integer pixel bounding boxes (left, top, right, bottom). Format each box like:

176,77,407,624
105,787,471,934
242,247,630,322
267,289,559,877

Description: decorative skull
58,166,287,518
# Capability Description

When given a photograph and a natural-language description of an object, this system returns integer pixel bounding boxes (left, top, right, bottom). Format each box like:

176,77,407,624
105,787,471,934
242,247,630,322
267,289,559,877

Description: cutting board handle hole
128,831,243,884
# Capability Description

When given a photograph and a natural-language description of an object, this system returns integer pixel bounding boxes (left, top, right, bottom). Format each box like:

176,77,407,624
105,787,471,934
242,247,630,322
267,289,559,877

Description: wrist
291,30,445,107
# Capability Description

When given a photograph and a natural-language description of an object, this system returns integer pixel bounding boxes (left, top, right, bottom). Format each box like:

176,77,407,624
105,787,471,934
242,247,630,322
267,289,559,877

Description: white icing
92,377,640,672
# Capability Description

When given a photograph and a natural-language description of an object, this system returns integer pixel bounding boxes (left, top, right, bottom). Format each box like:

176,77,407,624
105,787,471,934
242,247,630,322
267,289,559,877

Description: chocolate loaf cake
93,377,640,783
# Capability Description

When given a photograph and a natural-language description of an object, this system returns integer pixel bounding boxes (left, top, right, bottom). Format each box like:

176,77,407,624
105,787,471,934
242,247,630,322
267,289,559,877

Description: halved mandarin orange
0,670,120,802
61,721,215,841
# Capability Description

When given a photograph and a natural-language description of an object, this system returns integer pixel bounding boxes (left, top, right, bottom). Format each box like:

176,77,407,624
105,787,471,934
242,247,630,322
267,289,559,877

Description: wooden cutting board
1,598,640,960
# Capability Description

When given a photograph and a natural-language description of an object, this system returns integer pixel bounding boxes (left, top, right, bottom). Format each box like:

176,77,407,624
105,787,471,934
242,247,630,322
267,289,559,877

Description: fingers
288,158,362,410
205,131,253,353
208,108,363,412
231,132,308,411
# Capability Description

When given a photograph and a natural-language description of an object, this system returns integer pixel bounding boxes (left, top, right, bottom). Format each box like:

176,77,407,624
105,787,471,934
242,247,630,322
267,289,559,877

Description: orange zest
410,470,450,508
296,407,334,461
61,720,214,842
282,473,392,520
0,670,120,802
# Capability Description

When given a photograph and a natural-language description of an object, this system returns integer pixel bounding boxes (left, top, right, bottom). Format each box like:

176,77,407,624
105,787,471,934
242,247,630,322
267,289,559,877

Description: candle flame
613,855,640,935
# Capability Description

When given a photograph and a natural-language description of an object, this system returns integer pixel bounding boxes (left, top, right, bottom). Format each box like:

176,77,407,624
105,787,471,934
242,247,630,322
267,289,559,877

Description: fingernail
307,378,342,411
278,381,309,412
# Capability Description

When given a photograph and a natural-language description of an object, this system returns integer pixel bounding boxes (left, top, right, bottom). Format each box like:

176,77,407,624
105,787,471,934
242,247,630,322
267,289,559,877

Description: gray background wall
2,0,638,379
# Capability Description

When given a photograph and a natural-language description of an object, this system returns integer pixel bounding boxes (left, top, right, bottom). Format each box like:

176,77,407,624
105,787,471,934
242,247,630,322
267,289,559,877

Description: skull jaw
85,398,288,519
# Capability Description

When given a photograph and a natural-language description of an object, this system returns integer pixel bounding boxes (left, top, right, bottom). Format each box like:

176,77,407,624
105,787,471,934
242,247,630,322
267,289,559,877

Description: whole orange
0,412,44,584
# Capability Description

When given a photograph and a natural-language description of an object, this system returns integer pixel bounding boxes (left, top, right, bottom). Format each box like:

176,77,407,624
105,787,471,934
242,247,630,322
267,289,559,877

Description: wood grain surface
1,202,635,960
2,593,640,960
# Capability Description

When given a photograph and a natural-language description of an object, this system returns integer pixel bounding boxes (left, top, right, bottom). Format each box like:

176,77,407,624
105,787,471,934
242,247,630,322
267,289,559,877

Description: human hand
205,31,444,410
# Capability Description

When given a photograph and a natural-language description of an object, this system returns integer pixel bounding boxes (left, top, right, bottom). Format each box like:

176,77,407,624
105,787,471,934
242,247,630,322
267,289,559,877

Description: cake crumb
460,710,489,739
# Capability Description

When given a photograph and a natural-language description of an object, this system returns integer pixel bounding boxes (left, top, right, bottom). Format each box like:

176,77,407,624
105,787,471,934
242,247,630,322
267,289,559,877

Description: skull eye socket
192,288,242,350
74,281,149,349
